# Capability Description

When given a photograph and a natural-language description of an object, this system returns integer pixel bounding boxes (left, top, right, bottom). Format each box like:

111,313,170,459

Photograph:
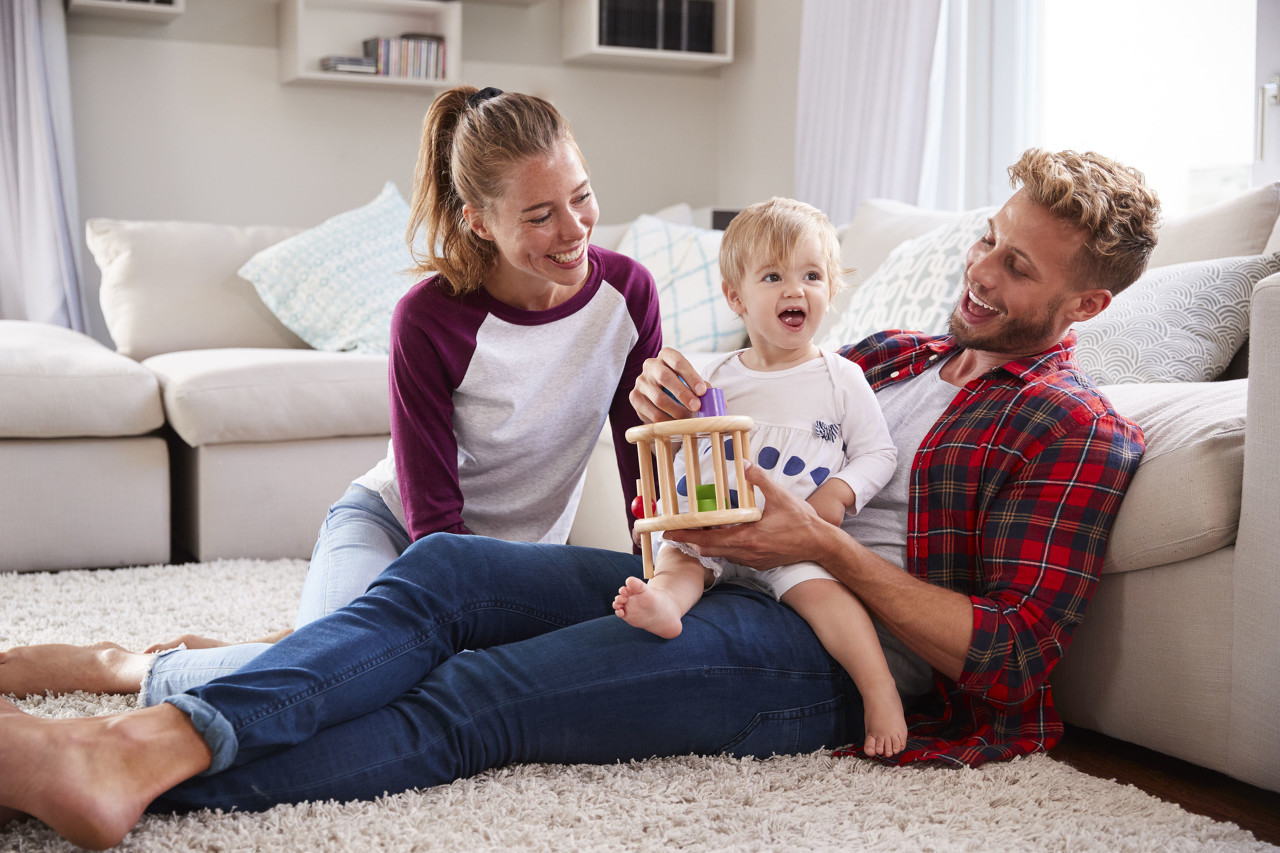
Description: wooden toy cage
625,414,762,578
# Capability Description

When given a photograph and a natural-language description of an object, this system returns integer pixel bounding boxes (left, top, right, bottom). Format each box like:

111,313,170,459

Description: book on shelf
361,33,447,80
599,0,714,53
320,55,378,74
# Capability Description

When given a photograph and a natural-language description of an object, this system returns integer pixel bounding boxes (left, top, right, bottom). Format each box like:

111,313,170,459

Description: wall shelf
279,0,462,92
562,0,734,72
66,0,184,22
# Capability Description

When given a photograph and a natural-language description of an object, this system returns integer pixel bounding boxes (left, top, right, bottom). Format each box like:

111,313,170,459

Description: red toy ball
631,495,655,519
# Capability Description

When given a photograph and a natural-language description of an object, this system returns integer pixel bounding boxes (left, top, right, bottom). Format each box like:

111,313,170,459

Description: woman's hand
629,348,708,423
664,464,844,571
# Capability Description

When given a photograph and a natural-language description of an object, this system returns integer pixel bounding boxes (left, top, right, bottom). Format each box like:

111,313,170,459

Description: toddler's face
725,234,831,364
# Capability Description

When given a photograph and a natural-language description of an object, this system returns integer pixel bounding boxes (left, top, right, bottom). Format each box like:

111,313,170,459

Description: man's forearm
811,525,973,681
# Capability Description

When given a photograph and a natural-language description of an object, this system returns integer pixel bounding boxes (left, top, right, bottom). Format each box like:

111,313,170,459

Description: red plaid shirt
832,331,1144,767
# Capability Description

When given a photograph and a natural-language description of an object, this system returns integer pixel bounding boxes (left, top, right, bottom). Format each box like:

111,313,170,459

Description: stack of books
362,33,447,80
600,0,714,53
320,56,377,75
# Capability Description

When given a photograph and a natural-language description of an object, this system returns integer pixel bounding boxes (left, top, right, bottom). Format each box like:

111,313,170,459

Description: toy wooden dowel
624,387,763,579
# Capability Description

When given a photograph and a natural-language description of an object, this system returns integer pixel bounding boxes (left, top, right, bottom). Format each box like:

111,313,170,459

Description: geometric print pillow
819,207,995,350
239,182,416,355
616,215,746,352
1073,252,1280,383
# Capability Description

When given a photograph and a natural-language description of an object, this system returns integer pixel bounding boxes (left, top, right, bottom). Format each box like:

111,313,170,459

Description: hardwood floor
1049,725,1280,846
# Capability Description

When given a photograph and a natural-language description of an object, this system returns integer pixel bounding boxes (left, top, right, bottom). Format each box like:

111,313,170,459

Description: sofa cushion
1074,253,1280,384
1147,181,1280,269
143,349,389,446
1101,380,1246,574
0,320,163,438
616,215,746,352
88,219,307,361
819,208,993,350
239,182,418,355
591,202,693,252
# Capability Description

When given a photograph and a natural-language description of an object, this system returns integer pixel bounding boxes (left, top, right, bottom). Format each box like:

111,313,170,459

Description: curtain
917,0,1040,210
0,0,85,330
793,0,943,225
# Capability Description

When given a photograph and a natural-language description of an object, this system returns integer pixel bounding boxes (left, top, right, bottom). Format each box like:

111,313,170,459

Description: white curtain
793,0,943,225
917,0,1040,211
0,0,85,330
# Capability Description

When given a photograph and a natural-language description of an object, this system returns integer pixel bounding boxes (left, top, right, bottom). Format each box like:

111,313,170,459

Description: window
1031,0,1257,216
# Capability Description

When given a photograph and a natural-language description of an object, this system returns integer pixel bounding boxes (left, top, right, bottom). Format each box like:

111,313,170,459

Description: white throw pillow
88,218,307,361
819,208,993,350
1074,252,1280,383
239,182,417,355
616,215,745,352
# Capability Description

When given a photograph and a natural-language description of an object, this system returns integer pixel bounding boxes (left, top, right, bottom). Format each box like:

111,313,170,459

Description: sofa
0,181,1276,795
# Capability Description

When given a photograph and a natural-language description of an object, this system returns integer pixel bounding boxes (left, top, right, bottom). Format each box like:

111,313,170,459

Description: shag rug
1,559,1274,853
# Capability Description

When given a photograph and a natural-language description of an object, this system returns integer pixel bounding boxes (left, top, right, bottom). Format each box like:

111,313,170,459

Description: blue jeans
154,534,860,813
142,485,409,706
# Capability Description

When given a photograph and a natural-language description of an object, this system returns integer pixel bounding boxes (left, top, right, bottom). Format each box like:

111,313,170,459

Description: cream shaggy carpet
1,559,1274,853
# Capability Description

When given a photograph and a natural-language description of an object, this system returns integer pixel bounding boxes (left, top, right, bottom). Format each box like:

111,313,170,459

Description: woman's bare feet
0,642,151,697
144,633,229,653
0,696,213,850
861,683,907,758
612,576,685,639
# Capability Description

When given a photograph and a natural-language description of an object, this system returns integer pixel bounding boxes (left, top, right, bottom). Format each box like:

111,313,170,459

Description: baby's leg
612,550,709,639
782,579,907,757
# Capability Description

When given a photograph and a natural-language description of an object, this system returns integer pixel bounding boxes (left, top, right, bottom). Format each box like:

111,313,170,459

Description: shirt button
929,354,938,361
890,370,900,378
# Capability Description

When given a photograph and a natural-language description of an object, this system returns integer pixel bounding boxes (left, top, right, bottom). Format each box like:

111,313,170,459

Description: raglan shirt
356,245,661,544
832,330,1145,767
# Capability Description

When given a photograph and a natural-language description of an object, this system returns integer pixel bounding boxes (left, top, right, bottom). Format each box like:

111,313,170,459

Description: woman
0,85,661,702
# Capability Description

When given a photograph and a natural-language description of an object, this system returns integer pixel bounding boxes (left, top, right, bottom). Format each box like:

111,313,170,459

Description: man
0,149,1158,849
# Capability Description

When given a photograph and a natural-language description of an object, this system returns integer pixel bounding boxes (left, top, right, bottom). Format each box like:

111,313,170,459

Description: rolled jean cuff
165,693,238,775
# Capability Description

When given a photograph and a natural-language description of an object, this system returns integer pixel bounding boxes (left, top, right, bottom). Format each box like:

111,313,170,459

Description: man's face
948,190,1090,357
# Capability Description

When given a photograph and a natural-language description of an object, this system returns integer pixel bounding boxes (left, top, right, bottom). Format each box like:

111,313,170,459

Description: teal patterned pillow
616,215,745,352
1074,252,1280,383
819,207,994,349
240,182,415,354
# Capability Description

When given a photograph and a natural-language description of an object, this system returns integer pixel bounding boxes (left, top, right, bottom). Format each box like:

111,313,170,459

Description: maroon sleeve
388,280,484,541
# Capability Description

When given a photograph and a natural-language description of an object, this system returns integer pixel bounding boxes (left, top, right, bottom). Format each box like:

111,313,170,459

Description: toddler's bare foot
0,697,209,850
145,633,228,653
0,804,30,830
612,576,684,639
0,642,150,697
861,683,907,758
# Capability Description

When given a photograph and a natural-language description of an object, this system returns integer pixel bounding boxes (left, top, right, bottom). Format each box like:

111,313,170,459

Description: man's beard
947,291,1066,355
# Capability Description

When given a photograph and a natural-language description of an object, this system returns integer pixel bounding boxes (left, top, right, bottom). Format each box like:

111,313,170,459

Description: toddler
613,197,905,756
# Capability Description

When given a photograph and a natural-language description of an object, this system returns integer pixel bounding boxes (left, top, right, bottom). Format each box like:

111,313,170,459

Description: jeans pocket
718,694,849,758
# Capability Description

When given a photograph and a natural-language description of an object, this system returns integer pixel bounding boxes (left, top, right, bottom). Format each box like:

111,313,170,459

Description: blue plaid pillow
616,215,745,352
240,182,415,354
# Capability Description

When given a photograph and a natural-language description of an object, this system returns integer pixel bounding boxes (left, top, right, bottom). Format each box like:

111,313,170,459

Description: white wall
65,0,801,344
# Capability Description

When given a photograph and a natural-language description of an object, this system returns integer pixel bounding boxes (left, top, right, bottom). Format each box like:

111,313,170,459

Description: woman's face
465,139,600,311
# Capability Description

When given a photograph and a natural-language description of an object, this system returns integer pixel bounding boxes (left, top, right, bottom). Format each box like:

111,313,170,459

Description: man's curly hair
1009,149,1161,295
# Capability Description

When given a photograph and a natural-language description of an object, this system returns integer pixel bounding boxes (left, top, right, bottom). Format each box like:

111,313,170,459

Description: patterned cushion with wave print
1073,252,1280,384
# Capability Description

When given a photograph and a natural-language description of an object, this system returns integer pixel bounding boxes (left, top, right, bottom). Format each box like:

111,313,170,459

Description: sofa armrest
1228,270,1280,791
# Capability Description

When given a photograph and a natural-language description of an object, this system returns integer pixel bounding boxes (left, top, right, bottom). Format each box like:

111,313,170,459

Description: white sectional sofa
0,183,1276,795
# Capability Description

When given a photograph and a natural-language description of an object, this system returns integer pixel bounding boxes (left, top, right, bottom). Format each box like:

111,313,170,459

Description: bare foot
612,576,685,639
861,684,907,758
145,634,228,653
0,696,211,850
0,642,151,697
0,804,30,831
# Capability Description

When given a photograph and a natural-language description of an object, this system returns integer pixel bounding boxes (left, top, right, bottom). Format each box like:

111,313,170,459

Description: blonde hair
719,197,846,297
407,86,582,297
1009,149,1161,295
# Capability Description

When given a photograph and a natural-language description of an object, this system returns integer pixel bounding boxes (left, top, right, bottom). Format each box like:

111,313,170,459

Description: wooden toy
625,388,761,578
